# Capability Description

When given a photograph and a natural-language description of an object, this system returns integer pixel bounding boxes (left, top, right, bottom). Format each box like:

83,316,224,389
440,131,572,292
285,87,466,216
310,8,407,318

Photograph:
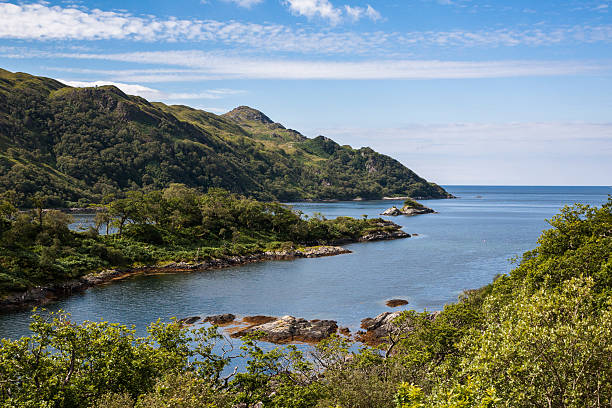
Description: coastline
0,229,409,312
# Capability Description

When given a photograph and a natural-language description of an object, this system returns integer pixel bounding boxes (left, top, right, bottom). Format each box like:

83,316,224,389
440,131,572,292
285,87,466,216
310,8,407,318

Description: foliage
1,194,610,407
402,198,426,209
0,311,203,407
0,186,402,295
0,68,451,207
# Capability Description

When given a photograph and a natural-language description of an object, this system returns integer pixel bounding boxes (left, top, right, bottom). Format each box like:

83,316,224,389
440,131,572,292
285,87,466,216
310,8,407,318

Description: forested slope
0,68,452,207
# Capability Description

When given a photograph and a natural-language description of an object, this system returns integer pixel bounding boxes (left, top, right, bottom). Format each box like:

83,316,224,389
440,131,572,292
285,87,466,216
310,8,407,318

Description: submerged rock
242,315,277,325
178,316,200,325
386,299,409,307
231,315,338,344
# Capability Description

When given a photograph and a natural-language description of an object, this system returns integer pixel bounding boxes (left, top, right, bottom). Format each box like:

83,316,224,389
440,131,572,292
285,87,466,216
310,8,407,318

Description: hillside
0,68,452,207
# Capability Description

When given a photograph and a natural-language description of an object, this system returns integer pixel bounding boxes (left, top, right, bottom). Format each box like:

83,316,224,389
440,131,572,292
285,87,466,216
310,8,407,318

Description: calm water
1,186,609,339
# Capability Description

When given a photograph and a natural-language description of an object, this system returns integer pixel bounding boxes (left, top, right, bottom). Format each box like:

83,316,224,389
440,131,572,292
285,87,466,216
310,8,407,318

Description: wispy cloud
222,0,264,8
1,2,611,55
344,5,382,22
40,51,610,80
58,79,245,101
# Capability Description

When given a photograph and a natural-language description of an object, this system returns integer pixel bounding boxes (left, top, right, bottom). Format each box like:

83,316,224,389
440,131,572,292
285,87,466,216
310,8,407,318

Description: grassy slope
0,68,452,206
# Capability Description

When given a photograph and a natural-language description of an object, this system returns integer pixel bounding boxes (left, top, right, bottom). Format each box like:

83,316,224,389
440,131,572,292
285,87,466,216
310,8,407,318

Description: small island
381,198,436,216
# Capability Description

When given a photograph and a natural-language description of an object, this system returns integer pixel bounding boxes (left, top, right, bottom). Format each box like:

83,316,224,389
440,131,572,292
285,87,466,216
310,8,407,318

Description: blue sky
0,0,611,185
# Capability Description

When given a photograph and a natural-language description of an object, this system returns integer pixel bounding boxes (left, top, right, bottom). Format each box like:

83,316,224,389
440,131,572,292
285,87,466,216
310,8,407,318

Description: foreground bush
0,198,610,407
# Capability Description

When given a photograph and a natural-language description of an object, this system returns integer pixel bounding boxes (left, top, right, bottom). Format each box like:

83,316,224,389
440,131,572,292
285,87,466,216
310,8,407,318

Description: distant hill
0,68,452,207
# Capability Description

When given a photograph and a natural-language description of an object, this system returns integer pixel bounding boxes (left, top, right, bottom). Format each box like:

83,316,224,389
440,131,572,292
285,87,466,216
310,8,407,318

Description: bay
1,185,609,340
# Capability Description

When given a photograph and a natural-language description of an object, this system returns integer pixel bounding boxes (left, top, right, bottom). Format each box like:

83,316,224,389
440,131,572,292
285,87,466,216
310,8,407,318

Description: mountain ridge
0,68,453,207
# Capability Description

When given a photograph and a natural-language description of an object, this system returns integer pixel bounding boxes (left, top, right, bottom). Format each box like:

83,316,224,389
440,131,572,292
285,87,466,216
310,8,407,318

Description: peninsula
0,186,410,309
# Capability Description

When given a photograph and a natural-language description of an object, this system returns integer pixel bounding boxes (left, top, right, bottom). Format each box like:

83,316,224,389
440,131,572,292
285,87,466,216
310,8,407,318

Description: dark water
1,186,609,340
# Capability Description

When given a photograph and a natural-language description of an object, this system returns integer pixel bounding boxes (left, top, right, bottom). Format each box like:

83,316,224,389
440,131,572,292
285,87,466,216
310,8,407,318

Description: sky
0,0,611,185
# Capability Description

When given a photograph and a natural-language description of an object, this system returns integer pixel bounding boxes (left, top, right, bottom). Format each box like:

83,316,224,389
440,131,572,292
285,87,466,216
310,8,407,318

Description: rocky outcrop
231,315,338,344
203,314,236,325
359,229,410,241
357,310,441,345
265,246,350,259
381,201,435,217
381,206,403,216
223,105,274,124
358,311,404,344
359,220,410,241
400,206,435,216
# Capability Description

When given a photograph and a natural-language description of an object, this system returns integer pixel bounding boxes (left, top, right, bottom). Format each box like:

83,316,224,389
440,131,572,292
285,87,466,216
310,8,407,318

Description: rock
386,299,409,307
232,315,338,344
381,206,403,216
178,316,200,325
381,199,435,217
357,310,440,345
400,206,435,216
357,311,403,345
264,246,351,259
298,246,351,258
359,229,410,241
203,314,236,325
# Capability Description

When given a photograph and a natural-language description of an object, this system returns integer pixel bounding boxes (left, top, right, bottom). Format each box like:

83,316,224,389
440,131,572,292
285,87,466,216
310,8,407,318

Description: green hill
0,68,452,207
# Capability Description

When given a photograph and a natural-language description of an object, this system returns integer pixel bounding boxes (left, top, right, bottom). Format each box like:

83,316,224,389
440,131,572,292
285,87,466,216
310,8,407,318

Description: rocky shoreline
0,246,350,311
173,307,435,347
0,225,410,311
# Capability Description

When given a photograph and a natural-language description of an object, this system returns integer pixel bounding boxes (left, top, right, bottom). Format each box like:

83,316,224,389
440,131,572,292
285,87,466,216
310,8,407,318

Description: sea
0,185,609,340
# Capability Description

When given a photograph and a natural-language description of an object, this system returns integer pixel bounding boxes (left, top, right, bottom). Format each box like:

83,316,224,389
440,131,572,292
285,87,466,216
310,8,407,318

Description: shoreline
0,228,409,312
0,246,349,312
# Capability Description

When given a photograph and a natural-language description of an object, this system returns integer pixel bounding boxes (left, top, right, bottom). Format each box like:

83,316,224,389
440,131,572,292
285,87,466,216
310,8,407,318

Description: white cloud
365,5,382,21
45,51,610,80
283,0,381,24
343,5,362,21
0,3,611,54
283,0,343,24
58,79,244,101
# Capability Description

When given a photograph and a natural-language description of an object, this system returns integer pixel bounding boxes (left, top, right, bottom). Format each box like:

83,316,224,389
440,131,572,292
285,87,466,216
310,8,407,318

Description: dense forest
1,198,610,407
0,185,406,295
0,68,452,207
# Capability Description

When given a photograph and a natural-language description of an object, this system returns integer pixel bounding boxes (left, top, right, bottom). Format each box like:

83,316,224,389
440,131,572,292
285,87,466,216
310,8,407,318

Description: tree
456,276,612,408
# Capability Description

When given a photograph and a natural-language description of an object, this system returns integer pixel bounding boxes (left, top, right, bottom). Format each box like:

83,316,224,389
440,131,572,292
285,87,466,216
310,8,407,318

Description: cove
0,185,609,340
